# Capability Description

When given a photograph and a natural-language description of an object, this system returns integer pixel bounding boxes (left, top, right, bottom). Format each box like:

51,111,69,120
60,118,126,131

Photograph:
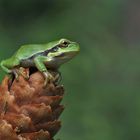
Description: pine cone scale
35,120,61,137
0,70,65,140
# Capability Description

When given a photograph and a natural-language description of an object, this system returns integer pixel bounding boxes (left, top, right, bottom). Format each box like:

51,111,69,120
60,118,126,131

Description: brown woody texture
0,69,64,140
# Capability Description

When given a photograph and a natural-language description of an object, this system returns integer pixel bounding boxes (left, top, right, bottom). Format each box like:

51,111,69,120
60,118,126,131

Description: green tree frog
0,38,80,85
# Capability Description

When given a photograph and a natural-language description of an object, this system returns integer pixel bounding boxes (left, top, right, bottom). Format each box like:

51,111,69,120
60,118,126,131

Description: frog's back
15,44,46,60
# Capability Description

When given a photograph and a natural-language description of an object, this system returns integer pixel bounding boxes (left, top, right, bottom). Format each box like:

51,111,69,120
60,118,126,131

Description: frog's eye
51,46,59,52
59,40,70,48
62,41,69,46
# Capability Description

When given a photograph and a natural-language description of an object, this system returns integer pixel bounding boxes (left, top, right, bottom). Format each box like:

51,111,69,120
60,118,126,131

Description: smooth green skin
0,38,80,83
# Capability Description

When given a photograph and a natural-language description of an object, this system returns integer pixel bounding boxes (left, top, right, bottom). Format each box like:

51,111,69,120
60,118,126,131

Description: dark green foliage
0,0,139,140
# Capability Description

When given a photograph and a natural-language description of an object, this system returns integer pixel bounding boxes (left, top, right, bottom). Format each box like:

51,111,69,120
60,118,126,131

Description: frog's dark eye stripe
51,46,59,52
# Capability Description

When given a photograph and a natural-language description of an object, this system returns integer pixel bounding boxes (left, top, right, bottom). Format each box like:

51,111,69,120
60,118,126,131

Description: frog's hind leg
0,58,20,80
0,60,12,74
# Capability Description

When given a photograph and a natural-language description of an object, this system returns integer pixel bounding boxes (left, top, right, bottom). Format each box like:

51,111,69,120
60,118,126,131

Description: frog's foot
43,72,54,86
54,71,62,84
18,67,29,80
11,69,19,81
11,68,29,81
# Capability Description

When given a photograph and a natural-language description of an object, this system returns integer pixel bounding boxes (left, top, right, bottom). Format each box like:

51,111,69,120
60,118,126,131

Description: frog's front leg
34,56,54,85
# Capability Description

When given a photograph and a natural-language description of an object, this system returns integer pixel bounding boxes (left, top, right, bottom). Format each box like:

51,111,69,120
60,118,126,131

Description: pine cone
0,68,64,140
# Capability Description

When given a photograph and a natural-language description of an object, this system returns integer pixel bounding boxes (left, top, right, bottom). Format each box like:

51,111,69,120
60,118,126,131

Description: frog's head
46,38,80,67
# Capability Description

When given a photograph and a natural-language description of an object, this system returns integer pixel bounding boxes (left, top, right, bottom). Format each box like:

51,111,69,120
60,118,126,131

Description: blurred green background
0,0,140,140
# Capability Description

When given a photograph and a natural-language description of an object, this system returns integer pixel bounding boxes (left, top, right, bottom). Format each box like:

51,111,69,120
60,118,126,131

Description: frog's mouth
55,51,78,59
55,53,65,58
